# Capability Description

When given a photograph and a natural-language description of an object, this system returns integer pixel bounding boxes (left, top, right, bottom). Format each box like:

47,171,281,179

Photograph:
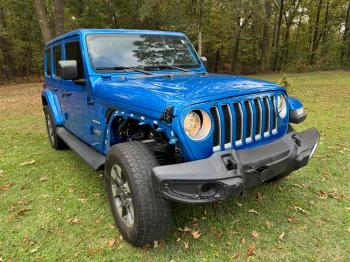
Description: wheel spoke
111,184,121,197
111,165,123,185
125,198,135,226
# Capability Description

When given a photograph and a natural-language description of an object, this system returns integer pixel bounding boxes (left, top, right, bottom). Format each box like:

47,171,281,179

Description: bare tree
198,0,204,56
32,0,52,43
54,0,65,35
261,0,272,72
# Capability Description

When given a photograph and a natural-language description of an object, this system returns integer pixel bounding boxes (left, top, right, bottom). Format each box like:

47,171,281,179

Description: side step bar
56,127,105,170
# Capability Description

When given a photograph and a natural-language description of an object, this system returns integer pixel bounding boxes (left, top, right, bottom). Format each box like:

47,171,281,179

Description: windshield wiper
144,65,189,72
95,66,153,75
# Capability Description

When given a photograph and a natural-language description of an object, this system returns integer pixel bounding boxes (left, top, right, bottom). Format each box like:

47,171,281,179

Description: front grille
210,94,279,151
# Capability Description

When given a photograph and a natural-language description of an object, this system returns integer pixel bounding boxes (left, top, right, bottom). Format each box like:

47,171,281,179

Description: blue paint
42,29,303,162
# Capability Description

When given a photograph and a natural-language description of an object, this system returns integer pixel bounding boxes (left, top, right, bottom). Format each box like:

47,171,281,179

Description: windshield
86,34,201,71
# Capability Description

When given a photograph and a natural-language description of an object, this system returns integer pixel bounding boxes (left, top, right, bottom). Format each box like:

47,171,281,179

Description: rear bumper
152,128,320,204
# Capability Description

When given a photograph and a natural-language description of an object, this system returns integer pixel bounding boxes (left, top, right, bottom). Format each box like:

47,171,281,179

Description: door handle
62,90,72,97
53,87,58,92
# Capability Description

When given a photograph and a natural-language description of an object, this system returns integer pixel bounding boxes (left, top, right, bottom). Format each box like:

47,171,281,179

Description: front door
61,37,92,143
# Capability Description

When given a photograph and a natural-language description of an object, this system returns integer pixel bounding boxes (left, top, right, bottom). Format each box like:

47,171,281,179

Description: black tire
105,141,171,247
44,106,67,150
265,124,294,183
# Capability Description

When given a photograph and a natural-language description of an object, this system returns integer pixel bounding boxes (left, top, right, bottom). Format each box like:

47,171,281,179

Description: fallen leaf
108,239,115,247
278,232,285,242
328,190,345,200
93,192,101,197
39,176,48,181
236,202,243,207
245,244,255,257
20,160,35,166
68,187,75,193
178,226,193,232
17,208,31,216
346,207,350,212
191,230,201,239
316,190,328,199
256,192,263,201
67,217,80,224
248,209,259,214
153,240,158,248
0,185,9,191
265,221,273,228
183,241,189,250
293,206,310,214
241,238,246,245
232,252,238,260
251,231,259,238
347,227,350,233
0,170,4,177
95,219,101,224
78,198,87,203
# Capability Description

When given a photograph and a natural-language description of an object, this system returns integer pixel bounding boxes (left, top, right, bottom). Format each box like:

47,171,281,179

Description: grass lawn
0,71,349,261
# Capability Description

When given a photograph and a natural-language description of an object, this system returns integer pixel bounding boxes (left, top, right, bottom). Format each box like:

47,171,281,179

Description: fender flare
42,89,64,125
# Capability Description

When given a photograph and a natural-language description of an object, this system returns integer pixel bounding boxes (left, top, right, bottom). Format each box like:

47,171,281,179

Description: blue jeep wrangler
42,29,320,247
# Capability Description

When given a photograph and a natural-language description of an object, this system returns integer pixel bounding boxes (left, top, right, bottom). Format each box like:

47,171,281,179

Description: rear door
61,37,92,143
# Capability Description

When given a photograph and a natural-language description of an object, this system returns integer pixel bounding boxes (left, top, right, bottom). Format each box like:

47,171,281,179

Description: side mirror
201,56,207,63
59,60,78,80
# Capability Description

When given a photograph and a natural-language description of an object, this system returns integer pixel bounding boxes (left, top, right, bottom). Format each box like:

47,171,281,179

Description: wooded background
0,0,349,82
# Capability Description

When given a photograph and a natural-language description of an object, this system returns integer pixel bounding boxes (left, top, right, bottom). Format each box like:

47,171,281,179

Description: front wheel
105,141,171,247
44,106,67,150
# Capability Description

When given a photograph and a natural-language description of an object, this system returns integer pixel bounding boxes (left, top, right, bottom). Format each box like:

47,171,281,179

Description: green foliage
0,0,350,82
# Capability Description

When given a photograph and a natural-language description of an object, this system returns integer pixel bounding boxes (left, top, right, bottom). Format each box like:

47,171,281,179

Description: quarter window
45,49,51,76
65,41,84,79
53,45,62,77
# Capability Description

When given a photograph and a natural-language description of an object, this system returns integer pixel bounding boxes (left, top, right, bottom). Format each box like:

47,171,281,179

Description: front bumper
152,128,320,203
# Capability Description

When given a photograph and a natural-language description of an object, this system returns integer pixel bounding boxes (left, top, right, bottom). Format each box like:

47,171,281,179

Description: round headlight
184,110,211,140
277,94,287,118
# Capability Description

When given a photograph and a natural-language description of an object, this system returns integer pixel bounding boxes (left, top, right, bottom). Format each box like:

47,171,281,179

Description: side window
65,41,84,79
45,49,51,76
53,45,62,77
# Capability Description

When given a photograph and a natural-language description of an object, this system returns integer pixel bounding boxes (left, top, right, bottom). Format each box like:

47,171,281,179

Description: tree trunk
33,0,52,43
107,0,118,26
0,4,15,80
54,0,64,35
310,0,323,65
261,0,272,72
321,0,330,45
341,1,350,59
197,0,204,56
272,0,284,71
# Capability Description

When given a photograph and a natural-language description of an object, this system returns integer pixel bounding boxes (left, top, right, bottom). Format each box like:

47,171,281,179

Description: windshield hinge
160,106,174,123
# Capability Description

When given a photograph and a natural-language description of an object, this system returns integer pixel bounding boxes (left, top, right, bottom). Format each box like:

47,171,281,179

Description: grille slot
271,96,278,134
253,98,262,139
262,97,270,136
233,102,243,145
221,104,232,147
244,100,253,143
210,106,221,150
209,94,280,151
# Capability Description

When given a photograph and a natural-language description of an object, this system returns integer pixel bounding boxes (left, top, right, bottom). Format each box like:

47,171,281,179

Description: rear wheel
44,106,67,150
105,141,171,247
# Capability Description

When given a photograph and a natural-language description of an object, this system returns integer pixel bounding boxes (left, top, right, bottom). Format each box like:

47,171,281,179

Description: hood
95,73,285,115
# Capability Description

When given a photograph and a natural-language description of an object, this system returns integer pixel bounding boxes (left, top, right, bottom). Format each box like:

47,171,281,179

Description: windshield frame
85,33,204,74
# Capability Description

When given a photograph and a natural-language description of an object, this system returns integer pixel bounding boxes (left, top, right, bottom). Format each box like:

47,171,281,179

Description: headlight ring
277,94,287,118
184,109,211,140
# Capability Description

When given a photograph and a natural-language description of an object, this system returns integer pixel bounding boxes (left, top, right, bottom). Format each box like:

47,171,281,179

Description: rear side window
45,49,51,76
65,41,84,79
53,45,62,77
